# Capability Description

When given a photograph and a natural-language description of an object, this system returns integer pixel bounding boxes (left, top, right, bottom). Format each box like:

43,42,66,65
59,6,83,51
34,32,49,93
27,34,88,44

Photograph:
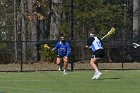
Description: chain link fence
0,39,140,72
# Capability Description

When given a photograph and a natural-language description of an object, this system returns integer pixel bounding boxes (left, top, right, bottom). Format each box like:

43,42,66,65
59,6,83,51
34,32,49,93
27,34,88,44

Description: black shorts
92,49,105,58
57,55,66,58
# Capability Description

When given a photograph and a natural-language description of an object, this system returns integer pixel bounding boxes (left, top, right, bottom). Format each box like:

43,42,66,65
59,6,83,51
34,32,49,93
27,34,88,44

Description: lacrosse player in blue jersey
52,34,71,75
86,33,105,79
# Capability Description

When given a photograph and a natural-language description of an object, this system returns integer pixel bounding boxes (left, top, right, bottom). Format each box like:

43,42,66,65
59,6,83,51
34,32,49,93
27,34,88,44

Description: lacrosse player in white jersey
86,33,105,80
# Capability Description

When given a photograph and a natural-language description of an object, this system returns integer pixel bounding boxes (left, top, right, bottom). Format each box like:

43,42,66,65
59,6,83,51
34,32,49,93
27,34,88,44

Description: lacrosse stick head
133,43,140,48
108,27,116,35
101,27,116,40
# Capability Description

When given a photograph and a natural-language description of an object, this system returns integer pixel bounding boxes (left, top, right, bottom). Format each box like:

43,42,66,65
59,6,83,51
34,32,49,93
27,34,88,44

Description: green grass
0,70,140,93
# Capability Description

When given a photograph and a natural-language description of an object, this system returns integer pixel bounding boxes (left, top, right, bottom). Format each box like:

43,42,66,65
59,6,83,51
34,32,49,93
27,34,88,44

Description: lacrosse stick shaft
101,34,108,40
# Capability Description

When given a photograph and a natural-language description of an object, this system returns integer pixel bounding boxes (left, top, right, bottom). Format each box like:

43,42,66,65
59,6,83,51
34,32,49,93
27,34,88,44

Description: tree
59,0,125,40
133,0,139,39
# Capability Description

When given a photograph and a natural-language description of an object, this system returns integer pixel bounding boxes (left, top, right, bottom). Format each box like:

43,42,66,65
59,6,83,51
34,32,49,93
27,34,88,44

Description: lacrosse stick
101,27,116,40
133,43,140,48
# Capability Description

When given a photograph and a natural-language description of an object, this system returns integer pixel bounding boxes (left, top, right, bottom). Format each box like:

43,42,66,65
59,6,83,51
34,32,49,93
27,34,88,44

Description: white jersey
91,37,103,52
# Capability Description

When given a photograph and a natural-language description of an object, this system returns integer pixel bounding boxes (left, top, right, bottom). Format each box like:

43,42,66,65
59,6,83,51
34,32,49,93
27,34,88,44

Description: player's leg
59,61,64,71
90,58,101,74
90,58,102,79
63,56,68,74
56,57,62,71
91,49,104,79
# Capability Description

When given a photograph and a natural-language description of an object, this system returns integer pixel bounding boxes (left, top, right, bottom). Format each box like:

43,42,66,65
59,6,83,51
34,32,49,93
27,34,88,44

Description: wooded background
0,0,140,69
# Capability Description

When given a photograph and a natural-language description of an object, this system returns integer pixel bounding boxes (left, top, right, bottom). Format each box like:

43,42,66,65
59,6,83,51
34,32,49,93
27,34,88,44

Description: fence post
70,0,74,71
121,62,124,71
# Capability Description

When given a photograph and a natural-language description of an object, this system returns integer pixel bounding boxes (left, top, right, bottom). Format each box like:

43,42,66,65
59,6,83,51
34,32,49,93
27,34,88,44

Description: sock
64,69,67,72
95,69,99,74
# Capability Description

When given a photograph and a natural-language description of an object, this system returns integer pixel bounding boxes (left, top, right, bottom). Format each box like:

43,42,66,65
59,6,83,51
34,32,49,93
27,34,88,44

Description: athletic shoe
95,72,102,79
63,70,67,75
63,72,67,75
91,72,102,80
91,75,97,80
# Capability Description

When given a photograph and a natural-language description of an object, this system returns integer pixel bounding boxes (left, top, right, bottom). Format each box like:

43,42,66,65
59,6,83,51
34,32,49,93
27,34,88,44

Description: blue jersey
54,41,70,57
91,37,103,52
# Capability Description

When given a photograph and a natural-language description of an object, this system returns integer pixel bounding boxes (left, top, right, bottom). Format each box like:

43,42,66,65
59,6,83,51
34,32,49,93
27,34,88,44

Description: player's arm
86,37,95,48
65,42,71,57
52,42,59,51
98,37,104,46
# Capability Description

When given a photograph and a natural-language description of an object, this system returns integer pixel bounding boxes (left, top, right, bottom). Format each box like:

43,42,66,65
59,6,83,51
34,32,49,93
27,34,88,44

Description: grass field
0,70,140,93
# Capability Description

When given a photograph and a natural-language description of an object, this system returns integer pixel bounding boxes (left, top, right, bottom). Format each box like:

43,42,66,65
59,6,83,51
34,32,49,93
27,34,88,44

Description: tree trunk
21,0,27,63
50,0,62,40
28,0,38,62
133,0,139,39
14,0,18,62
